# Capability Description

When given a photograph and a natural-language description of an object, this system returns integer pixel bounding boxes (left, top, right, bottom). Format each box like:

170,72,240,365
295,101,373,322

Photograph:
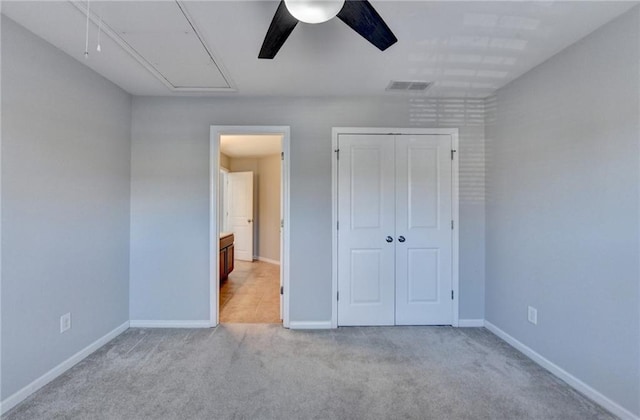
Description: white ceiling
87,1,232,90
2,1,637,98
220,135,282,158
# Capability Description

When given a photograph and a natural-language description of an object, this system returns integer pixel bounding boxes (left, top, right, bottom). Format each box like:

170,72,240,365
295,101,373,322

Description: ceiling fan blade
337,0,397,51
259,0,299,59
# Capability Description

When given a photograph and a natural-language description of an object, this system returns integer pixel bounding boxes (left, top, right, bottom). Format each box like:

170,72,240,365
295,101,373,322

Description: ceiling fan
259,0,398,59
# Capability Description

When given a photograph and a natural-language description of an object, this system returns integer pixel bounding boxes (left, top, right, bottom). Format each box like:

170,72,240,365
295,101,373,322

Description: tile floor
219,260,281,323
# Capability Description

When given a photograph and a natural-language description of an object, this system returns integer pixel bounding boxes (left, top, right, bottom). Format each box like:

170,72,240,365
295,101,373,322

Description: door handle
385,236,393,243
247,219,252,223
398,236,406,243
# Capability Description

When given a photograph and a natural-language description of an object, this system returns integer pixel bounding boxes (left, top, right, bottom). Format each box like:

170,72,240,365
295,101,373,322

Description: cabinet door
337,134,396,326
226,244,234,275
219,248,227,281
395,135,453,325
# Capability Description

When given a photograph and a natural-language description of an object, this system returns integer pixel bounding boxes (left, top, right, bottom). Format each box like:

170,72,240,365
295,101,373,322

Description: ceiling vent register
386,80,433,92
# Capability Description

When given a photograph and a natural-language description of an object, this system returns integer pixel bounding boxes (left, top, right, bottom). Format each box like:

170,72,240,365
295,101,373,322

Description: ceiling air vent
386,80,433,92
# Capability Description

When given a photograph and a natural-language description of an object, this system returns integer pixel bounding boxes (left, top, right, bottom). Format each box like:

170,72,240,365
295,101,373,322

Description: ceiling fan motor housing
283,0,346,24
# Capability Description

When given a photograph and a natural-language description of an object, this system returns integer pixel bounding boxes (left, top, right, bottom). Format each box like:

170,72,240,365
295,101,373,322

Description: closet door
337,134,396,326
395,135,453,325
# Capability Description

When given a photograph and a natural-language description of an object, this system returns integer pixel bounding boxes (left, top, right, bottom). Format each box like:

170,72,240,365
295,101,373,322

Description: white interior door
228,171,254,261
280,153,284,320
395,135,453,325
337,133,454,326
219,169,229,233
337,134,396,326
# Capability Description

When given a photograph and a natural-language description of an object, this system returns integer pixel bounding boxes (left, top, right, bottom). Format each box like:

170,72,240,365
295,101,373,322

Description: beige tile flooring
219,260,281,324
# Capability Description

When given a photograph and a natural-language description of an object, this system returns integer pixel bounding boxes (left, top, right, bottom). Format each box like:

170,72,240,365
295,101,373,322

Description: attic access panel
89,1,233,91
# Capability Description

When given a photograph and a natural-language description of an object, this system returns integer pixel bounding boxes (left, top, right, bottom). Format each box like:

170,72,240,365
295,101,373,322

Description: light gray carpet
4,325,615,419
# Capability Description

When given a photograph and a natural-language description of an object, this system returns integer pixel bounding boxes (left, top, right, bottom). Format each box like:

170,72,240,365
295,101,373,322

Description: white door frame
219,167,229,233
210,125,291,328
331,127,460,328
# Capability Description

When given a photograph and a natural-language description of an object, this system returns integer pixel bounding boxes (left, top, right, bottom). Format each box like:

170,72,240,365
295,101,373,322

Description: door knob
248,219,252,223
385,236,393,243
398,236,406,243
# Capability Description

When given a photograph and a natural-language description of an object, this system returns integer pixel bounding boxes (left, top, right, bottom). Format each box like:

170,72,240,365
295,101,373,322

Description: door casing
210,126,291,328
331,127,459,328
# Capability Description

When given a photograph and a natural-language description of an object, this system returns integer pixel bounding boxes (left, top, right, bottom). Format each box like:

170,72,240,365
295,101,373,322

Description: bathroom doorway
210,126,290,327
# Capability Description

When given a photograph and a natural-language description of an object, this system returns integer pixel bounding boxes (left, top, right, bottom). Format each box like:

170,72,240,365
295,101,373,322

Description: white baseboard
458,319,485,327
289,321,332,330
257,256,280,265
0,321,129,415
129,320,212,328
484,321,639,420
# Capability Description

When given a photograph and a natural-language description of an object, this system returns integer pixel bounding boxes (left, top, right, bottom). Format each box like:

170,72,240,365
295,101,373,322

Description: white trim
450,131,460,327
0,4,4,409
129,320,212,328
485,321,639,420
458,319,485,327
210,129,221,327
332,128,461,136
289,321,333,330
0,321,129,415
281,130,291,328
331,127,460,328
258,256,281,266
210,126,291,329
331,130,338,328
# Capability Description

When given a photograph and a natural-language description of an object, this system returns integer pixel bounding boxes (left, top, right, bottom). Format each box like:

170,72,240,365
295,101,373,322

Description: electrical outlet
60,313,71,333
527,306,537,325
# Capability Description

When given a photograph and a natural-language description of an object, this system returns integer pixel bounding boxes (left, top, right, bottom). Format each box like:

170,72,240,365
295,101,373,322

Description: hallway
219,260,281,323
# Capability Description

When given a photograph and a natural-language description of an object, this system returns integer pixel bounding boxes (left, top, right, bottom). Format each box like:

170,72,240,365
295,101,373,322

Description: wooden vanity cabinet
219,232,234,282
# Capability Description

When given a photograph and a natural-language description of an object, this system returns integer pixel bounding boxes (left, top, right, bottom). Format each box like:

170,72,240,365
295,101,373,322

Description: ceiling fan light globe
284,0,345,24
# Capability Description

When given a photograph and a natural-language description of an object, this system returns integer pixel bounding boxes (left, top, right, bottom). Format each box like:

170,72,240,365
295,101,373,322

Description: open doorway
210,126,290,328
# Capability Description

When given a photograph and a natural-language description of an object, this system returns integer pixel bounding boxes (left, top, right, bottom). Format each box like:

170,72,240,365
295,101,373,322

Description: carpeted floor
4,325,615,420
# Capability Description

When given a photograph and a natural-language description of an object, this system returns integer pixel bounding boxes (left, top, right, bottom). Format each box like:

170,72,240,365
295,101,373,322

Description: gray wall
257,154,282,263
129,96,485,322
1,17,131,399
485,7,640,416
